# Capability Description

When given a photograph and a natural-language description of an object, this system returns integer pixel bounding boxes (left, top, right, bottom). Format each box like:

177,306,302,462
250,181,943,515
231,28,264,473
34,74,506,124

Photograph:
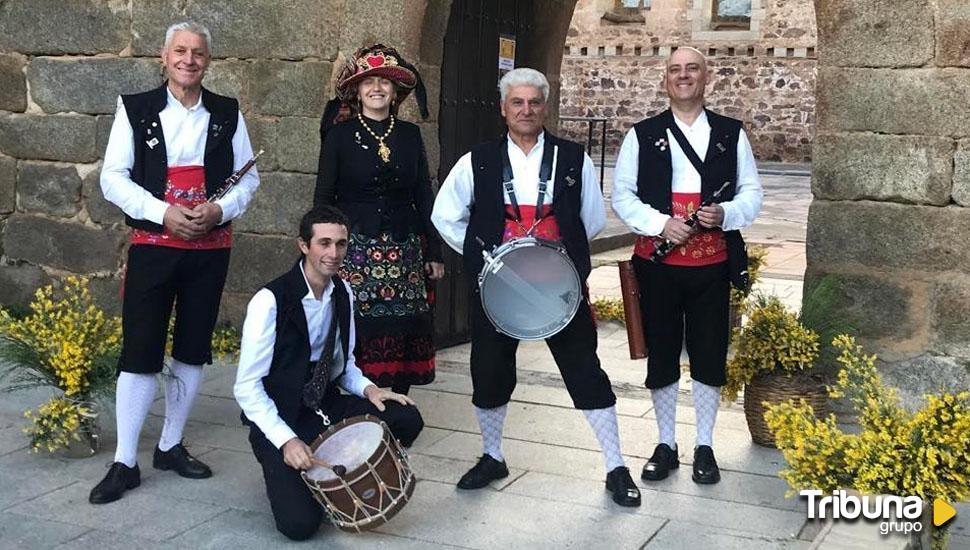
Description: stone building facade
809,0,970,405
559,0,816,162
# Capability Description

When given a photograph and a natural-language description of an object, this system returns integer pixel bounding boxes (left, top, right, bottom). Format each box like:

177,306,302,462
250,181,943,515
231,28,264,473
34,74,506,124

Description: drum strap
302,314,340,422
501,135,556,233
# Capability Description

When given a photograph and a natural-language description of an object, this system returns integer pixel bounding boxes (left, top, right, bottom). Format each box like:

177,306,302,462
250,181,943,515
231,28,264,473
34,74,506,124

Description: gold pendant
378,142,391,163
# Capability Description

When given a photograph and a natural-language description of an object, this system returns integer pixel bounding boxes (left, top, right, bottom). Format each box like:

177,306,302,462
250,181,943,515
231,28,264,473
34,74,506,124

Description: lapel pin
654,138,668,151
716,142,726,153
146,137,159,149
151,122,157,127
565,175,576,187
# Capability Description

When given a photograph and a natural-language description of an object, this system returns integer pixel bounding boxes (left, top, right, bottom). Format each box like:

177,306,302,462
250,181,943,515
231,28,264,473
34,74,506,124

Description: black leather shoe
605,466,641,507
153,442,212,479
89,462,140,504
692,445,721,484
457,454,509,490
641,443,679,481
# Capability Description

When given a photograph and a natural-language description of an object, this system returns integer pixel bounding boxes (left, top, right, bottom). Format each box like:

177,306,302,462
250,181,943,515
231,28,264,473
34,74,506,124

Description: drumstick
309,457,347,477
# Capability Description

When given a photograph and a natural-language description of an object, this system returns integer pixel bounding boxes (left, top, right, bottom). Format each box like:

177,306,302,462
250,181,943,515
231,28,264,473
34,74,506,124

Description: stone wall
0,0,445,324
560,0,816,162
808,0,970,406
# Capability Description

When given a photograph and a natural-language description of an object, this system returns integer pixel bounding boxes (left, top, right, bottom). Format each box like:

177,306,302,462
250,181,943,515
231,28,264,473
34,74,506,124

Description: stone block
936,0,970,67
816,68,970,137
87,275,123,316
930,280,970,357
204,61,252,114
218,291,251,328
276,117,320,174
0,0,130,55
0,54,27,112
28,58,163,115
234,172,315,235
82,164,125,226
185,0,341,60
17,162,82,218
130,0,184,57
878,354,970,411
96,116,115,158
250,61,330,117
0,155,15,214
0,114,97,163
815,0,933,67
802,269,918,344
812,133,953,205
224,233,299,294
953,140,970,206
244,117,278,172
806,200,970,273
0,263,52,308
419,0,451,66
4,215,125,272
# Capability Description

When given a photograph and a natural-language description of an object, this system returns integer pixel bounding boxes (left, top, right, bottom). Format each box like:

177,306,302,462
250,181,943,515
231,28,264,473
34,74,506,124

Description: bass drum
477,237,582,341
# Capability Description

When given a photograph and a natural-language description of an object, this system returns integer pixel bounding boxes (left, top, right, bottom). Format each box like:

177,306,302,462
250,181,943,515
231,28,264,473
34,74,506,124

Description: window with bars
711,0,750,29
618,0,651,8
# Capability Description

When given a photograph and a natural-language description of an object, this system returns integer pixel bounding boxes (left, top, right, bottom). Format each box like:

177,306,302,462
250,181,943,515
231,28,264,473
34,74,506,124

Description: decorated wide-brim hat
336,44,418,101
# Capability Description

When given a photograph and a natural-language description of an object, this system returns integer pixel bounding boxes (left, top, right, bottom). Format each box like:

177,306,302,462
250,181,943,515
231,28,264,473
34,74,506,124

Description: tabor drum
301,415,414,532
477,236,582,340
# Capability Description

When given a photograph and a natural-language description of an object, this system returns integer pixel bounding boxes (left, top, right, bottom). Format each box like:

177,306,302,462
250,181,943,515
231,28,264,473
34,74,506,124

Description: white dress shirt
611,111,762,237
432,132,607,254
100,87,260,226
233,263,375,449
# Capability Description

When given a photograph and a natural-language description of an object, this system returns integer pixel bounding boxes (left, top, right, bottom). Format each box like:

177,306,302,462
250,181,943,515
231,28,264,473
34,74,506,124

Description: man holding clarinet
90,21,261,504
612,47,762,486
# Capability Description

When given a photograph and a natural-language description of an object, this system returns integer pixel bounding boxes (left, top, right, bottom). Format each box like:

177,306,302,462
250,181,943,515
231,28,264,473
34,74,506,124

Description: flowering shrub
722,294,819,402
0,277,121,451
765,336,970,549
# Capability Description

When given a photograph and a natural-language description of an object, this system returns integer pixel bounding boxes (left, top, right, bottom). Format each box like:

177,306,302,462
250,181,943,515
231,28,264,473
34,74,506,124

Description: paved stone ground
1,166,967,549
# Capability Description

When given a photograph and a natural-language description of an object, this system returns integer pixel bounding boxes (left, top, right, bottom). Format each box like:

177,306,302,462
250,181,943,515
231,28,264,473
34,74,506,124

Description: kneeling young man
234,205,423,540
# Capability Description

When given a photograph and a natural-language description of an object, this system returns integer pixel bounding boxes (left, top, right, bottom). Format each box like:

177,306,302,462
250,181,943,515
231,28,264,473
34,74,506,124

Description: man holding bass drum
432,67,641,508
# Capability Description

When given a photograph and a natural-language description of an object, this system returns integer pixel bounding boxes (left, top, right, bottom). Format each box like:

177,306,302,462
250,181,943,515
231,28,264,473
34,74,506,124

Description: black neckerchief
501,134,555,228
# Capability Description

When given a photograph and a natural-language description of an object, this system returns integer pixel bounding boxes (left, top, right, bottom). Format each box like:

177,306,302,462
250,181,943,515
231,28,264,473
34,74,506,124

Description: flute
649,180,732,263
207,149,264,203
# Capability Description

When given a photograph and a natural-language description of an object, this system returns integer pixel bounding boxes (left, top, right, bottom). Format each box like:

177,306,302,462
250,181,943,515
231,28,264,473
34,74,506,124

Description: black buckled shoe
457,454,509,490
153,442,212,479
641,443,679,481
89,462,141,504
692,445,721,484
605,466,641,507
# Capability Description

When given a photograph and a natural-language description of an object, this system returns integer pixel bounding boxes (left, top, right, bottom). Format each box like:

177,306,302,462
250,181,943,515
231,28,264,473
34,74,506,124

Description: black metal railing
559,116,608,189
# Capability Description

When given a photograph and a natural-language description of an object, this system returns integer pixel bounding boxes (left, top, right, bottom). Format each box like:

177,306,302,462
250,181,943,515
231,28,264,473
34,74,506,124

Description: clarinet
649,180,732,263
207,149,264,203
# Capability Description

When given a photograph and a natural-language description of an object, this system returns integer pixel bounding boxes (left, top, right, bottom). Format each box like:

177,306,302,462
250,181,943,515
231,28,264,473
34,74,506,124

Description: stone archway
808,0,970,405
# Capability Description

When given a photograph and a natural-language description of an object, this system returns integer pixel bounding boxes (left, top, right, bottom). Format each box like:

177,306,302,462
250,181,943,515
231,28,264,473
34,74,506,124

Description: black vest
464,133,592,281
121,83,238,232
241,260,352,429
632,109,750,291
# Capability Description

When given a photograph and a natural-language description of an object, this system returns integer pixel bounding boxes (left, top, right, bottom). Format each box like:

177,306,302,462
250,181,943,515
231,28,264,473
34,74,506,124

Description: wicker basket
743,370,828,448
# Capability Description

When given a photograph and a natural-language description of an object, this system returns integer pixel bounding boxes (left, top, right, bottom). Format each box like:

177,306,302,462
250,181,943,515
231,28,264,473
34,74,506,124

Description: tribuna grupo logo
801,490,958,536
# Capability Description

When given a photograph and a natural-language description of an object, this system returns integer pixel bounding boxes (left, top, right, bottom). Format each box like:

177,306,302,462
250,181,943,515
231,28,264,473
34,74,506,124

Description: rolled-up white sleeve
720,129,763,231
214,111,260,224
336,281,375,397
100,97,170,225
233,289,298,449
431,152,474,254
611,129,669,237
580,153,606,240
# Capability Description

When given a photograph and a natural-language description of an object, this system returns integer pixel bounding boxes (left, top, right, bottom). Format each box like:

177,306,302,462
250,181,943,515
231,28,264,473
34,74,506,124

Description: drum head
306,420,384,482
479,240,581,340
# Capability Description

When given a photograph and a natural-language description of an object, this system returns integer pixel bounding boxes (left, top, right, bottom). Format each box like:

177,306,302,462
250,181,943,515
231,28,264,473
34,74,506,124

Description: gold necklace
358,113,395,163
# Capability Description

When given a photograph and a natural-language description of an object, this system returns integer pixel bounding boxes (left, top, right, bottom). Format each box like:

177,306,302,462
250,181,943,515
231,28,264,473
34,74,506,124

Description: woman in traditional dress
314,44,444,394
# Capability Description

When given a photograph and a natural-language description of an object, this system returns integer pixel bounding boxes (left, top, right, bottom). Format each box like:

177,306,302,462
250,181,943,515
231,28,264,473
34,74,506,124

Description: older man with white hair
432,67,640,507
612,46,762,486
90,21,260,504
